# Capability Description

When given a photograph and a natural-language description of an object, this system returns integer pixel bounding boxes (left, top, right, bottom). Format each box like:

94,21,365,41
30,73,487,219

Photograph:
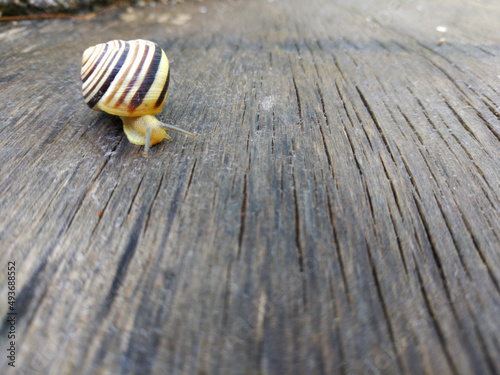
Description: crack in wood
291,153,304,274
126,174,145,216
237,173,247,258
414,262,460,375
356,86,397,163
365,241,406,374
183,158,197,200
143,172,165,234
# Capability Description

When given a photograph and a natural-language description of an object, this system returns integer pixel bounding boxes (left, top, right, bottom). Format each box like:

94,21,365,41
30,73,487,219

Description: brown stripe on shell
129,43,163,109
82,43,112,85
82,43,109,83
83,43,121,100
155,67,170,108
103,41,141,106
115,43,150,108
81,47,93,66
81,43,104,76
86,42,131,109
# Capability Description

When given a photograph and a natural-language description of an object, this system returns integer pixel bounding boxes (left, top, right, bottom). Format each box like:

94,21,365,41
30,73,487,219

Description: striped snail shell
81,39,196,156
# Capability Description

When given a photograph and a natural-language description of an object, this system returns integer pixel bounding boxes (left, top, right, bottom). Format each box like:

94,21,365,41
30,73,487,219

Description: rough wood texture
1,0,500,373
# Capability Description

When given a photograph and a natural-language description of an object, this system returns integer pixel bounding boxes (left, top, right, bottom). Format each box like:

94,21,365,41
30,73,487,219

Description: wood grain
1,0,499,374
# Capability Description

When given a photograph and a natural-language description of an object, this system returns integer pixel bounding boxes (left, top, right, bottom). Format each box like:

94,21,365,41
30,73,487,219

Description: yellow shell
81,39,170,117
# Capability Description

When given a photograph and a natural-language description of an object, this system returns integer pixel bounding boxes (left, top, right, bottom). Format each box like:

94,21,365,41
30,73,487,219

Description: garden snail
81,39,196,156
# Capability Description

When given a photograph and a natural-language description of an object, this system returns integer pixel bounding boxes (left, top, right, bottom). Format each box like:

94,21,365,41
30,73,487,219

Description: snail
81,39,196,156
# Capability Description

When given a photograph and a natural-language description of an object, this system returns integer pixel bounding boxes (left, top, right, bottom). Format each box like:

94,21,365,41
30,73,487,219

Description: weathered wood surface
1,0,500,373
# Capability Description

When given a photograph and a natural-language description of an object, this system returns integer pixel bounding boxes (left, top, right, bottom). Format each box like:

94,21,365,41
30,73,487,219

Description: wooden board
1,0,499,373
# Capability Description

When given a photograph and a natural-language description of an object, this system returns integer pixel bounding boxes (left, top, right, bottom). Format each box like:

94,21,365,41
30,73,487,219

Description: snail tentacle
143,127,153,157
158,122,197,139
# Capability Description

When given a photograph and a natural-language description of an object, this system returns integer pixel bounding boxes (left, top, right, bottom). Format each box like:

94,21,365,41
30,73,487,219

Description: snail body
81,39,195,156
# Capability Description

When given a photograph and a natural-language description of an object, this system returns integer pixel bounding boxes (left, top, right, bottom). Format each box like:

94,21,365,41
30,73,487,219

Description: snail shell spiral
81,39,170,117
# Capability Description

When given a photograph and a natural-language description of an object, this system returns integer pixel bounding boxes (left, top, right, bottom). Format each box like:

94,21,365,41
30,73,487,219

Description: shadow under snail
81,39,196,157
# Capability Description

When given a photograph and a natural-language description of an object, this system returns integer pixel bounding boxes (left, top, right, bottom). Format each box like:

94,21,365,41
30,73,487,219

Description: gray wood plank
0,0,499,374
